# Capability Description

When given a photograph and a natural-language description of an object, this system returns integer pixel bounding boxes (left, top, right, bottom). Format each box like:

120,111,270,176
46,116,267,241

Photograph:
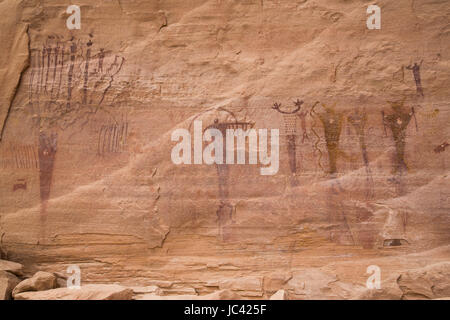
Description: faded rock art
297,104,310,144
327,176,355,245
272,100,303,175
406,61,424,97
382,99,418,175
28,34,125,130
38,133,57,204
272,99,312,181
382,99,418,196
1,0,450,301
309,101,324,172
434,141,449,171
315,103,344,175
97,120,129,156
25,34,126,241
12,179,27,192
38,132,57,239
204,117,254,241
347,108,374,200
0,144,38,169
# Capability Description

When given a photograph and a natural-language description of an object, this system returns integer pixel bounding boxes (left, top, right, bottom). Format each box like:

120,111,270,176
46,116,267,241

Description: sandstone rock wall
0,0,448,298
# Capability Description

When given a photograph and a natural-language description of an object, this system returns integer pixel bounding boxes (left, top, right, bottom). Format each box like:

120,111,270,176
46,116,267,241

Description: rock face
13,284,133,300
0,271,20,300
0,259,23,300
136,289,240,300
0,0,449,299
270,289,288,300
0,259,23,276
397,262,450,300
12,271,57,298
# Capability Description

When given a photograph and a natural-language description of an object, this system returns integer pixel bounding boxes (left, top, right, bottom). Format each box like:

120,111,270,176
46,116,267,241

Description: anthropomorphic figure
406,61,424,97
348,108,374,199
28,35,125,244
272,99,304,175
297,106,310,143
382,100,417,174
317,103,344,175
205,118,252,240
38,132,57,242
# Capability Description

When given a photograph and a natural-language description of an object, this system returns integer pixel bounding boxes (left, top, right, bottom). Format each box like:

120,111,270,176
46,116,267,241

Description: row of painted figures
271,99,420,176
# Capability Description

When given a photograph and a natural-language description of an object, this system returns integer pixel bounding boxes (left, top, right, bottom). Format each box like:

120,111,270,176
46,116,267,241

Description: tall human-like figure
406,61,424,97
348,108,374,199
205,118,253,240
38,132,57,241
382,100,417,175
272,99,304,176
317,103,344,175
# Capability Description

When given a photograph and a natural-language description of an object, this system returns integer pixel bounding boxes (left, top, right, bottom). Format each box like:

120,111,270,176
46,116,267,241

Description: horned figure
382,99,418,175
272,99,304,175
406,61,424,97
316,103,344,175
347,108,374,199
205,118,253,241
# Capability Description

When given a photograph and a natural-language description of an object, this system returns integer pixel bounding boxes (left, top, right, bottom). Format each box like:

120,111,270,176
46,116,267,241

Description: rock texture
0,0,449,299
12,271,57,298
14,284,133,300
0,0,29,141
0,259,23,276
136,289,241,300
270,289,288,300
397,262,450,300
0,271,21,300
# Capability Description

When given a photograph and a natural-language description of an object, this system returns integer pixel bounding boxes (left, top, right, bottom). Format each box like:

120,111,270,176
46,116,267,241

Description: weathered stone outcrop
14,284,133,300
12,271,57,298
397,262,450,300
0,259,23,276
0,271,20,300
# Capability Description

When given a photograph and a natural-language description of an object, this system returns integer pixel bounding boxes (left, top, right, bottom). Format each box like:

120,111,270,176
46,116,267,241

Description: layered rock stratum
0,0,449,299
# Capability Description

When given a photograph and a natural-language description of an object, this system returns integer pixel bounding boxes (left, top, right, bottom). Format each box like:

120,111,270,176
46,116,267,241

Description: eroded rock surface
13,284,133,300
12,271,57,298
0,0,449,299
0,259,23,276
0,271,20,300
